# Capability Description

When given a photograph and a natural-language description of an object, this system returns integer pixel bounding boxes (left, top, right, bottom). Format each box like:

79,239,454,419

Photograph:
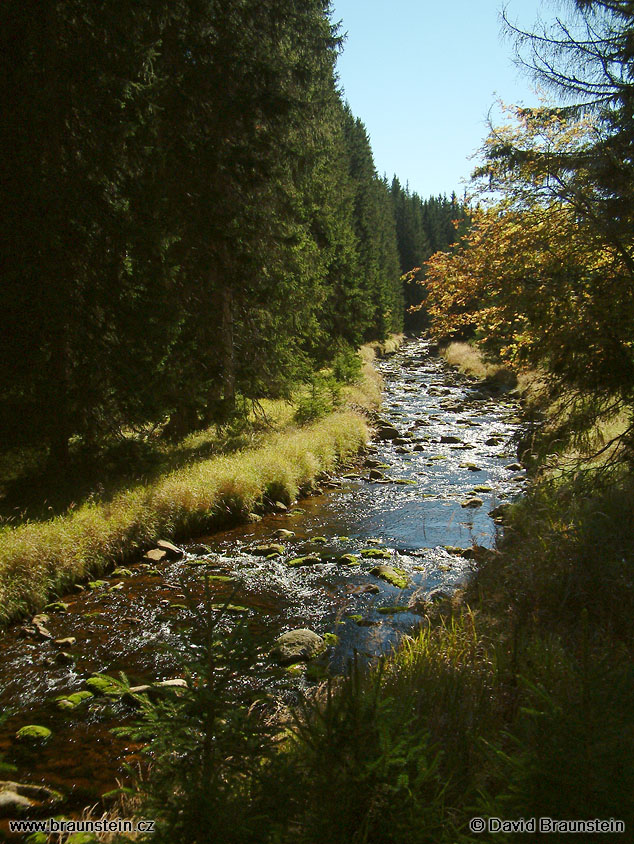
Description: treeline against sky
0,0,464,464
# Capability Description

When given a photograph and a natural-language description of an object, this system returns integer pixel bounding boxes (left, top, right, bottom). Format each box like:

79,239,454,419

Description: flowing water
0,337,526,821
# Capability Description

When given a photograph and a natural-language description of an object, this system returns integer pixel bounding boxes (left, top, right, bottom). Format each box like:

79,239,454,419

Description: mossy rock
377,606,410,614
252,544,285,557
369,565,409,589
392,478,417,485
360,548,392,560
345,614,363,623
85,675,121,697
266,552,282,560
144,568,162,576
311,536,328,544
287,555,322,567
337,535,350,541
270,629,325,665
323,632,339,647
205,575,235,583
108,582,124,591
45,602,69,612
111,568,133,577
472,485,492,493
87,580,109,590
15,725,52,743
211,604,249,614
338,554,360,566
55,691,94,711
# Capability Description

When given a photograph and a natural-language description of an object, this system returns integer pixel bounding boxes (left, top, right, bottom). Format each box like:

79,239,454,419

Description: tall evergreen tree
0,0,174,462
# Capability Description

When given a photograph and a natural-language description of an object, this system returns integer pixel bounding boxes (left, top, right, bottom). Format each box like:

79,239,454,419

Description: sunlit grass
442,341,503,379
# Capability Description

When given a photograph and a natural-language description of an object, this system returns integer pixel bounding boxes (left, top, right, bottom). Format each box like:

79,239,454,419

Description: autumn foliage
422,105,634,451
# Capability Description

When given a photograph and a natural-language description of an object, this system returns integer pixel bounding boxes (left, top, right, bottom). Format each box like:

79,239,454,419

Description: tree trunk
220,284,236,420
47,328,71,467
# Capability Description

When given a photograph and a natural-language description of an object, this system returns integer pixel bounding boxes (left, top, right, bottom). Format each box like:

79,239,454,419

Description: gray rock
375,425,400,441
273,529,295,539
270,629,326,666
0,781,63,818
144,548,167,563
157,539,184,559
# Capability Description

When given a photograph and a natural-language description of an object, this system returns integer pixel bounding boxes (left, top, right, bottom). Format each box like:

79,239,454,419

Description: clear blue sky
330,0,553,198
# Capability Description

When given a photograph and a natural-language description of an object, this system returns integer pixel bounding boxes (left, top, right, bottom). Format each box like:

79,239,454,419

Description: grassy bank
0,342,398,626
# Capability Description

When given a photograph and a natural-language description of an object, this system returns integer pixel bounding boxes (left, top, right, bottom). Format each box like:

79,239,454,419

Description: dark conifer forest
0,0,462,466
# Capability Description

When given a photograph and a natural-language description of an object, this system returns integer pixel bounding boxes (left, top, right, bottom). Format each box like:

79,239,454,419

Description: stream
0,337,526,824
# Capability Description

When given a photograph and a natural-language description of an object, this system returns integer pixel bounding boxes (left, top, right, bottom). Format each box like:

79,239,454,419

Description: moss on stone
360,548,392,560
15,724,52,742
85,675,121,697
55,691,94,711
287,555,322,567
338,554,360,566
369,565,409,589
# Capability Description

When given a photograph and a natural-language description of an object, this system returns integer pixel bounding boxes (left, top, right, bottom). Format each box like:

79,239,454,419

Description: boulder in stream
369,565,409,589
0,781,63,817
252,543,285,557
270,629,326,666
375,424,400,441
360,548,392,560
287,555,322,567
14,725,52,743
144,548,168,563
